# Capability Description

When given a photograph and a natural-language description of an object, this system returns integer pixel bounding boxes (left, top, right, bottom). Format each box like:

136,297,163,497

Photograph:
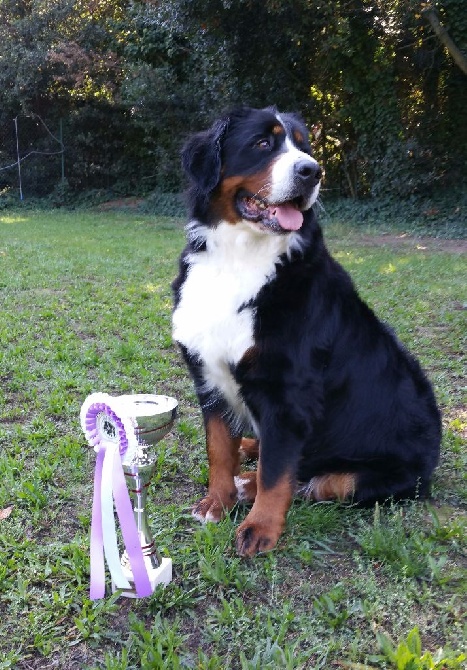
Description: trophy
81,393,178,599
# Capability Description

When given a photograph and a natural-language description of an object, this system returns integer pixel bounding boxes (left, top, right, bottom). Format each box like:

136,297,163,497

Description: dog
172,106,441,557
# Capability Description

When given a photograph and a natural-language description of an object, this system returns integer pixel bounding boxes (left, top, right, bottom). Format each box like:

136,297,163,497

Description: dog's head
182,106,322,234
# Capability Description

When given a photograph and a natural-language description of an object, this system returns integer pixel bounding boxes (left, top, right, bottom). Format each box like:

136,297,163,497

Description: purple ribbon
90,448,106,600
86,402,152,599
111,451,152,597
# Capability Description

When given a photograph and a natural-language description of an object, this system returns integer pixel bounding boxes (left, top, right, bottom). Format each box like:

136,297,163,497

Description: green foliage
376,627,467,669
125,614,191,669
313,585,355,629
1,1,466,206
352,504,449,582
321,189,467,239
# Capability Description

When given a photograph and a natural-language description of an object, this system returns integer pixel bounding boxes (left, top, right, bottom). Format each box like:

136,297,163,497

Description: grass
0,209,465,670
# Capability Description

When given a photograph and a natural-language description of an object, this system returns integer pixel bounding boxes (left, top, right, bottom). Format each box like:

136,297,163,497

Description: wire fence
0,114,65,200
0,112,187,215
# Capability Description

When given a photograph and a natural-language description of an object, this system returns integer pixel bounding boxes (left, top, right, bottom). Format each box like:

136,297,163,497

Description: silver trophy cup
94,394,178,597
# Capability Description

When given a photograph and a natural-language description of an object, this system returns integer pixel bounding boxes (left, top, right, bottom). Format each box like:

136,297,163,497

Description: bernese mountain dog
172,106,441,557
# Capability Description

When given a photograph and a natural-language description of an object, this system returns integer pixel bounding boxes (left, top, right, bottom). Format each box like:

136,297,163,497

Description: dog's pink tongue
270,203,303,230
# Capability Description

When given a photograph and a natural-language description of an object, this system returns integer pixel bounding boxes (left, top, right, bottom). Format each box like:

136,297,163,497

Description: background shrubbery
0,0,466,223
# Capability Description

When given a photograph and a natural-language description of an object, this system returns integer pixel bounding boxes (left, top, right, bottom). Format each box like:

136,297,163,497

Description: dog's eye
256,138,271,150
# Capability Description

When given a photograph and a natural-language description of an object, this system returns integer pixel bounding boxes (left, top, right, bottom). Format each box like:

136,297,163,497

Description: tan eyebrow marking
293,129,304,144
272,124,285,135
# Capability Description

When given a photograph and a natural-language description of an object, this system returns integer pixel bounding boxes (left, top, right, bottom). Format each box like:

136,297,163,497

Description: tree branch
422,6,467,75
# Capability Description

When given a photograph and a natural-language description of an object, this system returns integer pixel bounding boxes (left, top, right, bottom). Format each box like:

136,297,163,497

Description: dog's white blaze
173,221,291,421
272,113,320,209
270,137,320,209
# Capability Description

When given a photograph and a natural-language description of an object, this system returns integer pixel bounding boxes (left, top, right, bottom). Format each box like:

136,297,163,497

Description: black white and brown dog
172,106,441,557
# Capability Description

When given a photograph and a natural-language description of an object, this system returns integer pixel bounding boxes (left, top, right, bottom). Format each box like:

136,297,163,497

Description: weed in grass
0,452,23,491
437,430,467,504
313,584,357,629
193,518,255,591
427,506,467,550
72,593,122,648
239,636,310,670
190,456,209,486
177,418,201,443
17,477,48,512
289,499,349,537
205,595,253,644
99,648,130,670
198,547,253,590
351,503,449,582
196,649,226,670
205,597,302,665
374,626,467,669
293,538,315,565
147,582,202,615
286,500,347,566
125,613,191,669
0,650,23,670
58,540,93,586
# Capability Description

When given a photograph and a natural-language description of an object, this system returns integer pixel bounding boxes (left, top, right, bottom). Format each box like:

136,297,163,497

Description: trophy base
112,557,173,598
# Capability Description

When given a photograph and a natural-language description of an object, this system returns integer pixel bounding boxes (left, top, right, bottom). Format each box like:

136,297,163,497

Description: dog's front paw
192,491,235,523
235,513,283,557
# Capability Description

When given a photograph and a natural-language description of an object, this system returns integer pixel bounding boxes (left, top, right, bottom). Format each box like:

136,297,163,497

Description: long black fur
236,216,441,501
173,106,441,506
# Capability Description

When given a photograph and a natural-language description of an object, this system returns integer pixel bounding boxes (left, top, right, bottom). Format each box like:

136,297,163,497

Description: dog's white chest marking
173,222,291,418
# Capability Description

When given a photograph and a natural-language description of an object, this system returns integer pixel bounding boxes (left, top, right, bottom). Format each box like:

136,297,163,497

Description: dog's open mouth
237,192,304,232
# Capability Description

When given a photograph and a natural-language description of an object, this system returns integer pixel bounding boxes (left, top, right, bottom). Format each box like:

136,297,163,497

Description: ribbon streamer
81,393,152,599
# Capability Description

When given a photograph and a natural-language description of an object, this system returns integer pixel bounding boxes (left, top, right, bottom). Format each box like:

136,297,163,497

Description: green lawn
0,210,465,670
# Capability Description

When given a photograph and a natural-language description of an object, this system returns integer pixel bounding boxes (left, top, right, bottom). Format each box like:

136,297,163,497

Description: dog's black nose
295,160,322,185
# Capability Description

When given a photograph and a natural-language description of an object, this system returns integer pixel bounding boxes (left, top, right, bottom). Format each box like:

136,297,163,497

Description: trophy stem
112,458,172,598
124,460,162,568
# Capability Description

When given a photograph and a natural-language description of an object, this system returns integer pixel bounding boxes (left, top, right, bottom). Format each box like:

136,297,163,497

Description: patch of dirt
357,233,467,254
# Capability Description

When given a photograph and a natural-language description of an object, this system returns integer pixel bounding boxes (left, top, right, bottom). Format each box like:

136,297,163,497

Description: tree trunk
422,7,467,75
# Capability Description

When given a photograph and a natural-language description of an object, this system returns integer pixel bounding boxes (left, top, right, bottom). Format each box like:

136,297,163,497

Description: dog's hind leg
239,437,260,463
234,471,257,503
235,439,260,504
301,473,357,502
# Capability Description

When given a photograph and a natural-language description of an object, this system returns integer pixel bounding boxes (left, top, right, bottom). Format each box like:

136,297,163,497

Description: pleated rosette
80,392,139,465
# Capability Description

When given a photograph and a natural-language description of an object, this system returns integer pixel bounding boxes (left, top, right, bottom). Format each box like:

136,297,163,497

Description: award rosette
80,392,177,599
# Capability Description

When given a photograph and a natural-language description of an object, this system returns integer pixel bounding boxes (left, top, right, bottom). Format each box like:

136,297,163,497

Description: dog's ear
182,118,229,194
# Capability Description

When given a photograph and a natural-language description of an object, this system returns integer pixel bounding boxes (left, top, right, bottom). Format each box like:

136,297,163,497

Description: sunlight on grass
378,256,413,274
0,215,29,224
143,282,165,294
380,261,397,273
333,250,365,265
